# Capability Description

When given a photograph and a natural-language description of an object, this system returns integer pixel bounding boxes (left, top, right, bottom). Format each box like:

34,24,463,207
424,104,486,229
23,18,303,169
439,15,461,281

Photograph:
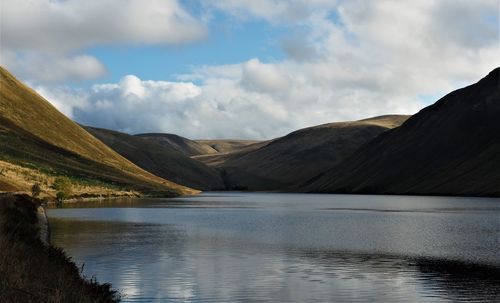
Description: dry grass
0,194,120,302
0,160,139,200
194,140,263,154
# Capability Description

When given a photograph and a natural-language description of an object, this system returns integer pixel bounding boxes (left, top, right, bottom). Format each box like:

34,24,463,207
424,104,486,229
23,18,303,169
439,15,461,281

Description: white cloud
35,86,91,118
120,75,147,98
1,51,106,83
6,0,500,139
241,58,290,93
35,62,423,140
0,0,207,83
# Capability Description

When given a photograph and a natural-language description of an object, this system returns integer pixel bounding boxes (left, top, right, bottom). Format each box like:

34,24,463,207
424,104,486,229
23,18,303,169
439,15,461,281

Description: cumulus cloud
6,0,500,139
0,0,206,83
241,59,290,93
35,63,423,140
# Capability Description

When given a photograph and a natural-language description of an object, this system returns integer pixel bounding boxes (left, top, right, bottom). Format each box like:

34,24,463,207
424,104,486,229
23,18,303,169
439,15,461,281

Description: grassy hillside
303,68,500,197
192,141,270,167
0,160,140,200
137,134,263,157
137,133,218,156
0,66,196,197
204,115,409,190
85,126,224,190
195,140,263,153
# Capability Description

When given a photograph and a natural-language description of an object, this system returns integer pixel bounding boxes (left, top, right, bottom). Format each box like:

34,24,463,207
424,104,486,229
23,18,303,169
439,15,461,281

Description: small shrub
53,176,72,202
31,183,42,198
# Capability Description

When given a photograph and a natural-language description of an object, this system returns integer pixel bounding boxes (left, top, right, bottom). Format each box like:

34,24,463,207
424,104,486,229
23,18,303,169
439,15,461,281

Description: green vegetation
52,177,72,202
0,194,119,302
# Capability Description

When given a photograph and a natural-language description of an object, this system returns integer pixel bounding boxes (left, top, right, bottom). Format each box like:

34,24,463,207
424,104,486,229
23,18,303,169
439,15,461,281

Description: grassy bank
0,194,119,302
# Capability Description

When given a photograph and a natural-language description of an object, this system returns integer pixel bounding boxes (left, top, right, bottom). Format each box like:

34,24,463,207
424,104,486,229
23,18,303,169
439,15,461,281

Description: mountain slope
0,66,195,196
192,140,270,167
85,127,225,190
209,115,409,190
137,133,218,156
136,134,263,157
303,68,500,197
195,140,263,153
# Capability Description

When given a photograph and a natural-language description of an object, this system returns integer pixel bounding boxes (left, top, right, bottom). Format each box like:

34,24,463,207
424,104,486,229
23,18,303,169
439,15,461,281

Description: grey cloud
2,51,107,83
1,0,207,53
429,0,499,49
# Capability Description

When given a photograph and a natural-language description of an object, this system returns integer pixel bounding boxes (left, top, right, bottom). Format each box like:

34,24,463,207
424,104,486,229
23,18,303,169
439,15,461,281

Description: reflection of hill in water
293,250,500,302
50,218,500,302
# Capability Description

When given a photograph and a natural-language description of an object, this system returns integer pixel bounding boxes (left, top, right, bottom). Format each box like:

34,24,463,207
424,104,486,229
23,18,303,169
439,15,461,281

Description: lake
47,192,500,302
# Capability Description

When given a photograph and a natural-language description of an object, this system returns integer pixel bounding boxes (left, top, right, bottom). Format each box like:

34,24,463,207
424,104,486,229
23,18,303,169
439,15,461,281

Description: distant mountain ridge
301,68,500,197
86,127,224,190
137,133,218,156
195,140,263,154
198,115,409,190
2,64,496,197
137,134,263,156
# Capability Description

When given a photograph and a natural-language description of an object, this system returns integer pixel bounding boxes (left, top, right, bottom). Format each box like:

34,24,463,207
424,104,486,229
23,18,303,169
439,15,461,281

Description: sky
1,0,499,139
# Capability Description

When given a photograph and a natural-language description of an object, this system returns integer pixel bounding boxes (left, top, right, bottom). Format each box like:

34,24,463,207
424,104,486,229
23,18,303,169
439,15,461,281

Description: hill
302,68,500,197
0,66,195,197
137,134,263,157
192,140,270,167
204,115,409,190
85,127,224,190
195,140,263,153
137,133,218,156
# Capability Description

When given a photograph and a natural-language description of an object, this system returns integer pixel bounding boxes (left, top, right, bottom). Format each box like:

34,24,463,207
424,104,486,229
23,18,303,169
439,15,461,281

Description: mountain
137,133,218,156
192,140,270,167
137,134,263,157
203,115,409,190
0,66,195,197
195,140,263,153
302,68,500,197
85,127,225,190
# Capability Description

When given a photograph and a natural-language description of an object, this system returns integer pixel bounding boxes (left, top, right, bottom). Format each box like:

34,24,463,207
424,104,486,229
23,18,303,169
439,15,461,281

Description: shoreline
35,206,50,246
0,194,120,302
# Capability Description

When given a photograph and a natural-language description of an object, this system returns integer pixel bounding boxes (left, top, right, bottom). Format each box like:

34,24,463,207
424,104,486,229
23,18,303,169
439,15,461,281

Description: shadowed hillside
137,134,263,157
137,133,218,156
195,140,263,153
192,141,270,167
202,115,409,190
302,68,500,197
86,127,225,190
0,66,195,197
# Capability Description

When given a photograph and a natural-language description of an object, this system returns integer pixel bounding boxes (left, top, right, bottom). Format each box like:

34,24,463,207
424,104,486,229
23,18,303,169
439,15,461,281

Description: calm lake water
47,192,500,302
